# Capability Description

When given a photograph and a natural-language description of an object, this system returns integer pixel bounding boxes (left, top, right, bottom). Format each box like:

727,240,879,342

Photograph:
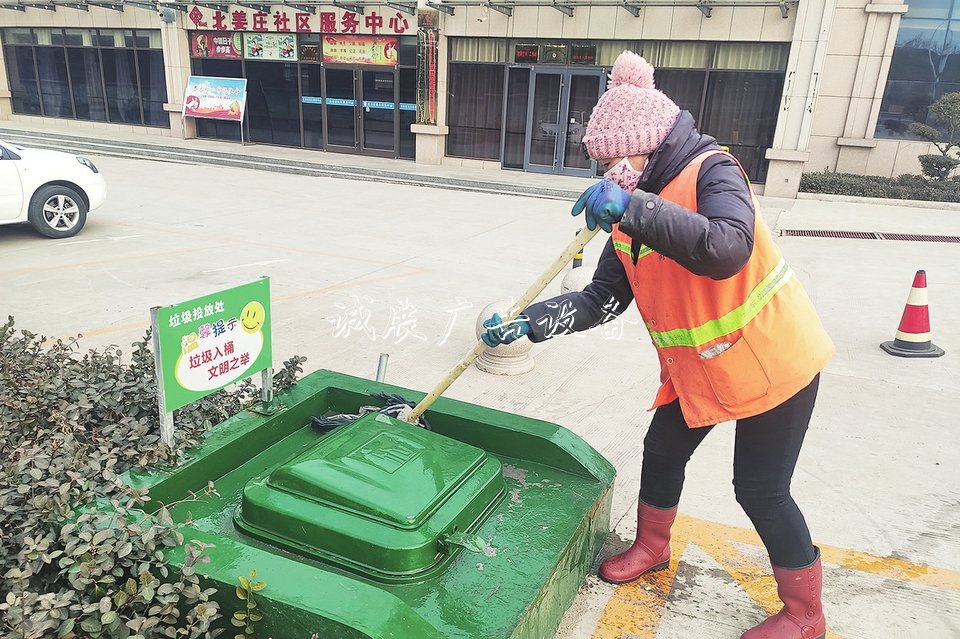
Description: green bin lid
235,413,504,581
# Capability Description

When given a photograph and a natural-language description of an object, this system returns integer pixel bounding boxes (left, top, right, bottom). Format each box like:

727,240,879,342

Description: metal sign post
150,306,176,447
250,366,283,416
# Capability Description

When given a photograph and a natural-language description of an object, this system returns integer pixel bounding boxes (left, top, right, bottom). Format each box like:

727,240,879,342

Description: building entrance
521,67,605,177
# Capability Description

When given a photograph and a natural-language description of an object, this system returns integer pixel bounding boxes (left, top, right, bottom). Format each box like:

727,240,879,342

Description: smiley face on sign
241,301,265,334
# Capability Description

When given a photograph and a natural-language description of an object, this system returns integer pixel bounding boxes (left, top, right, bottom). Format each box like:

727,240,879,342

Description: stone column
0,44,11,120
414,16,448,164
161,13,196,139
764,0,839,197
835,3,909,174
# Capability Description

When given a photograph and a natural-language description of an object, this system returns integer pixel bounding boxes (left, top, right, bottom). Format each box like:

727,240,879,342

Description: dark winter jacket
525,111,756,342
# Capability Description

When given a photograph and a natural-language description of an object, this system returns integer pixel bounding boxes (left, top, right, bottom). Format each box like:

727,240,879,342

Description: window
35,47,73,118
4,45,41,115
879,0,960,138
1,27,168,127
702,71,783,182
138,50,167,126
502,68,530,169
101,48,142,124
245,61,301,147
656,69,707,122
68,48,106,121
446,64,504,160
192,58,243,141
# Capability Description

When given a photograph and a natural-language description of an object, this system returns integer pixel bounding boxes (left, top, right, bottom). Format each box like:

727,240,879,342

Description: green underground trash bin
235,412,504,582
121,369,616,639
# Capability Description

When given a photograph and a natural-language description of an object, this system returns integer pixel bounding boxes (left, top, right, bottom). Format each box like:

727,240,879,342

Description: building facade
0,0,944,196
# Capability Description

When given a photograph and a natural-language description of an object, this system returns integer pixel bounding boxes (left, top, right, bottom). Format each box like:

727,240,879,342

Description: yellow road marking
594,513,960,638
81,320,151,338
592,534,690,639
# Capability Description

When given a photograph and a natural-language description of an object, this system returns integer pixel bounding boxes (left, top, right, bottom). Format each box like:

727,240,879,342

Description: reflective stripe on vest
646,257,795,349
613,239,654,262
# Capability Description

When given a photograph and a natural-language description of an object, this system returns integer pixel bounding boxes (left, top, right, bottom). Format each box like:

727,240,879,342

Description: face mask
603,157,646,193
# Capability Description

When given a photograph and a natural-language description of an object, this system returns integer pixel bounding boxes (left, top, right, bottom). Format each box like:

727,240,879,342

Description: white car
0,139,107,239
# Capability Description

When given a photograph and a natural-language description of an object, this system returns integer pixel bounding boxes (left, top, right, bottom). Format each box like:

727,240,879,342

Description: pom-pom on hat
581,51,681,160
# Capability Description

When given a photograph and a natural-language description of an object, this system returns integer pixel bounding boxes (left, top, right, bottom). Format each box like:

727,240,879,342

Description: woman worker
481,51,834,639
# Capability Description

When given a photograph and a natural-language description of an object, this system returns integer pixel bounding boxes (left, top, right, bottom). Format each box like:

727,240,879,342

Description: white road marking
201,259,287,274
56,238,104,246
56,234,143,246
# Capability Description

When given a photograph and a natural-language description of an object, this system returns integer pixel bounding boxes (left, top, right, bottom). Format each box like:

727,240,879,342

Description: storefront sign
151,279,272,415
187,4,412,36
191,32,243,59
244,32,297,60
418,7,439,28
571,44,597,65
541,44,568,64
300,43,321,62
515,43,592,65
183,76,247,121
323,35,398,65
515,44,539,63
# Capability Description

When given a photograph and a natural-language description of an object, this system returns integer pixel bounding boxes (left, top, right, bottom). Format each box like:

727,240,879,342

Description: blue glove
481,313,531,347
571,180,632,233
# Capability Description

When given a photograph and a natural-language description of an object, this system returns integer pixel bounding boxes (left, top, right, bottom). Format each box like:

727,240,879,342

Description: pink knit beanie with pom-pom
581,51,681,160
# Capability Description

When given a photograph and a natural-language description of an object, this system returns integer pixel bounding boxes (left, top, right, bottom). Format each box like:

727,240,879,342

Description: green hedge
799,170,960,202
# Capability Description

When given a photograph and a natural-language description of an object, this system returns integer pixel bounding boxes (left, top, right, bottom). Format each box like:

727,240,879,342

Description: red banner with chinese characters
190,32,243,59
322,35,398,65
186,4,412,36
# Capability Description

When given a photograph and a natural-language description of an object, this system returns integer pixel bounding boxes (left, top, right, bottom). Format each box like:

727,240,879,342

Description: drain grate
781,230,880,240
877,232,960,243
780,229,960,243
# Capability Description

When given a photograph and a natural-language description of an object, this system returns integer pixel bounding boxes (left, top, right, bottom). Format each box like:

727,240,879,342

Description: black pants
640,374,820,569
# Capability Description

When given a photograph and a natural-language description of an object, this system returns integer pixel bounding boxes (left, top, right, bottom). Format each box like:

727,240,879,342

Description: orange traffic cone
880,270,945,358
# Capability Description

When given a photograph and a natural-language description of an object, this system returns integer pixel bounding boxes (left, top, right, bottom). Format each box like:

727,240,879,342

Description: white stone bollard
475,300,535,375
560,266,595,294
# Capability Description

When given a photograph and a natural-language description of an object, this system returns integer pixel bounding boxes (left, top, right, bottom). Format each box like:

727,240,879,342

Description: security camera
158,6,176,23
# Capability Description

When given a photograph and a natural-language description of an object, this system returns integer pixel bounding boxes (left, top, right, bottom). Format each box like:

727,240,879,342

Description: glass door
301,64,324,149
324,67,358,151
523,68,604,176
525,72,562,173
323,66,399,156
563,74,603,172
360,68,396,154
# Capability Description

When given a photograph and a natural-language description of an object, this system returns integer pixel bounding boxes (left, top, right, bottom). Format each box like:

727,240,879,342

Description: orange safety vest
611,151,834,427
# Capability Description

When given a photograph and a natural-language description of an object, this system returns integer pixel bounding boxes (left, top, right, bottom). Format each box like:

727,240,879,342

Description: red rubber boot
598,501,677,584
741,548,826,639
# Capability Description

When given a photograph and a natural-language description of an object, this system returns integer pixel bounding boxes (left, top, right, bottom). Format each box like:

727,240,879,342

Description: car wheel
28,185,88,239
